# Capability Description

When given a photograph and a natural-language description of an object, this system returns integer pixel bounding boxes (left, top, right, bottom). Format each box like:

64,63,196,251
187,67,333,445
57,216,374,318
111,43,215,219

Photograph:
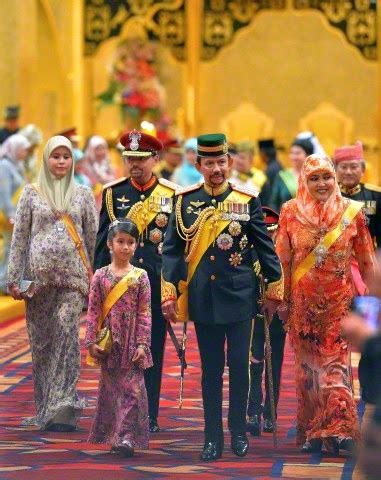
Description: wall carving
84,0,186,60
293,0,377,60
84,1,377,61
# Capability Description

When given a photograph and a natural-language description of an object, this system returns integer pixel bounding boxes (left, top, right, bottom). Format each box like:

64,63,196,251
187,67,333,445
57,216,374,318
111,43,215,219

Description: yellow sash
0,184,25,231
86,267,144,366
291,200,363,288
61,213,93,280
177,190,251,321
128,182,175,234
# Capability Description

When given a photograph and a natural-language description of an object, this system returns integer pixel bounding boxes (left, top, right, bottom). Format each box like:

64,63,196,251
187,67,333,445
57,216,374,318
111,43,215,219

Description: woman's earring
109,249,112,254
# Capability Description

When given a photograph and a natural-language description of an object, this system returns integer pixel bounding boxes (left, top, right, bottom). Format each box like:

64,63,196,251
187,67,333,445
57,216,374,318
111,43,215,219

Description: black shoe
327,436,355,456
199,440,223,461
301,439,322,453
231,434,249,457
263,418,274,433
45,423,76,433
247,415,261,436
149,417,160,433
111,440,134,457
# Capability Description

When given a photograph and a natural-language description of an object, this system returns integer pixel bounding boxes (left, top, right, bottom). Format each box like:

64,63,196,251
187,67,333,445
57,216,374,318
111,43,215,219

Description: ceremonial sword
258,276,278,449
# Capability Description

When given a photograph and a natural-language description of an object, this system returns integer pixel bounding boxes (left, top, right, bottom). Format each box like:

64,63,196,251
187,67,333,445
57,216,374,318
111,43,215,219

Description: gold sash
127,182,174,234
86,267,144,366
291,200,363,288
177,190,251,321
60,213,93,280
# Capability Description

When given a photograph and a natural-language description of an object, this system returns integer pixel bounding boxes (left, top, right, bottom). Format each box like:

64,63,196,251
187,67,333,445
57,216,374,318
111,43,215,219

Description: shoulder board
158,177,179,191
102,177,128,190
364,183,381,193
229,181,258,198
176,182,204,196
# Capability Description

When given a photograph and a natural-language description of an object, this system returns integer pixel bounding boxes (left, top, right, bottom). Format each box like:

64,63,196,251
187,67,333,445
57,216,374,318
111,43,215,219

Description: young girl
85,219,152,457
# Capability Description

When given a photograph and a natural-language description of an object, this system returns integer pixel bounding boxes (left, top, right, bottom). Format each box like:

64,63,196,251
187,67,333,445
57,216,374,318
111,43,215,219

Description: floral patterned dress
276,198,376,446
7,184,98,428
85,266,153,448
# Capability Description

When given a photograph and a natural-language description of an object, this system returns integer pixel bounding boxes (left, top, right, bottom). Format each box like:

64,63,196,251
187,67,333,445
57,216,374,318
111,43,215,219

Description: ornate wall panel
84,0,186,60
202,0,286,60
293,0,377,60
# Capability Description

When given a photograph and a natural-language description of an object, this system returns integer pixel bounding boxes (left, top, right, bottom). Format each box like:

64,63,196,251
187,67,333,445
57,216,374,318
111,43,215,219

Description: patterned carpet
0,313,359,480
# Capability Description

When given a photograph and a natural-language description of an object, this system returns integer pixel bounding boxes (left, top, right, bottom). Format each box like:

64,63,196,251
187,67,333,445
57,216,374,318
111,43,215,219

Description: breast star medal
229,252,243,267
149,228,163,244
155,213,168,228
228,221,241,237
239,235,248,250
217,233,233,251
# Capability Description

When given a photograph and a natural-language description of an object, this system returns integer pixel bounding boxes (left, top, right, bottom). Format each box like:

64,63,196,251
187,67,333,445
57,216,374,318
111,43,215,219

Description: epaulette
158,177,179,191
229,181,258,198
102,177,128,190
364,183,381,193
175,182,203,196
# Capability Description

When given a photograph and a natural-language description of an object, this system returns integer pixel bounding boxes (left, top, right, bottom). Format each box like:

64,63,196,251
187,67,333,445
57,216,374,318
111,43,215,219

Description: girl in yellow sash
85,219,153,457
276,154,376,455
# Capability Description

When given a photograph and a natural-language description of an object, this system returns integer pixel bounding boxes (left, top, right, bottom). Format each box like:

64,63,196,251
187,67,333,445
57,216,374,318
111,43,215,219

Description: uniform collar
130,175,157,192
340,183,361,196
237,171,252,181
203,180,229,196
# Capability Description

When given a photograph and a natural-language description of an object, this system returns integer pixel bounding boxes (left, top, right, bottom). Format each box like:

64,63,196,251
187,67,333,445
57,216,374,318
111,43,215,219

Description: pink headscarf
295,154,344,233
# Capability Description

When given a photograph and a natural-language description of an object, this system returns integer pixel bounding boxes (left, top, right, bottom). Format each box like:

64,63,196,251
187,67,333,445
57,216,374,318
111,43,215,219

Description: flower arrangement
97,37,168,130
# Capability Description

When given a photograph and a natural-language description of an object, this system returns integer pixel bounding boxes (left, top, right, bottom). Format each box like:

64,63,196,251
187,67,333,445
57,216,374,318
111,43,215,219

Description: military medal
217,233,233,251
239,235,248,250
155,213,168,228
149,196,173,214
116,195,130,210
190,200,205,208
229,252,243,267
218,202,250,221
228,221,241,236
149,228,163,244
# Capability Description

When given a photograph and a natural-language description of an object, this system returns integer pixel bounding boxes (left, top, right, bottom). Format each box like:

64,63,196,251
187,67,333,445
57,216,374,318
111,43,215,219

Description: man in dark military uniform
94,130,178,433
154,138,183,180
334,141,381,248
161,133,283,461
0,105,20,144
247,207,286,437
258,138,283,190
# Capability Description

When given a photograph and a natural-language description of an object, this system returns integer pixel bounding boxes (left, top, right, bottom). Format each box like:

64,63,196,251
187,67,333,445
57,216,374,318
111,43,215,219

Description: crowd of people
1,103,381,477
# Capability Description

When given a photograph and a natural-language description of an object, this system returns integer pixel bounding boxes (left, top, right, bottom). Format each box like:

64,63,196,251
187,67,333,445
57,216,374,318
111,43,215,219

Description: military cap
164,138,184,154
120,129,163,158
56,127,81,142
258,138,275,150
4,105,20,119
262,206,279,231
197,133,228,157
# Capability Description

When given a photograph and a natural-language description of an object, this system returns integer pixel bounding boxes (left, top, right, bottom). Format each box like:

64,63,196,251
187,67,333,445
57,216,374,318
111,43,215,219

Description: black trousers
144,306,167,419
194,320,252,441
247,314,286,418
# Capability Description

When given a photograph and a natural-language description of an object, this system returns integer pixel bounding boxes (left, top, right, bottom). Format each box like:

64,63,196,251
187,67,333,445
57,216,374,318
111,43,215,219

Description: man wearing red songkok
334,141,381,248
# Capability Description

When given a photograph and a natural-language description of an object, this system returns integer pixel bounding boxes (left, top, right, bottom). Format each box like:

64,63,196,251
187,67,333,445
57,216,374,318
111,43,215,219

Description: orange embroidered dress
276,155,376,446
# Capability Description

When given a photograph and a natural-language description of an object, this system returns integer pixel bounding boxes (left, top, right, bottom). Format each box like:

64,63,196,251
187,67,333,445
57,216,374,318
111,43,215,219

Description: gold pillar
184,0,203,137
72,0,85,138
377,0,381,183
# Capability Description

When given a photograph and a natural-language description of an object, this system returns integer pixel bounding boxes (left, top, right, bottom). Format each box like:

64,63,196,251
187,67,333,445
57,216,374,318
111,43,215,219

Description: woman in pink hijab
276,154,376,455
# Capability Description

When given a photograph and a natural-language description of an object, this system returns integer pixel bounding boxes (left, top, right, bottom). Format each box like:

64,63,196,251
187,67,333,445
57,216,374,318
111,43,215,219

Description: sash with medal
291,200,363,288
176,190,251,321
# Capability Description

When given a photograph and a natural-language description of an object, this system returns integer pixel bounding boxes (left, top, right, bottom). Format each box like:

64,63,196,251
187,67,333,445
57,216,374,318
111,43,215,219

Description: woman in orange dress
276,154,376,454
